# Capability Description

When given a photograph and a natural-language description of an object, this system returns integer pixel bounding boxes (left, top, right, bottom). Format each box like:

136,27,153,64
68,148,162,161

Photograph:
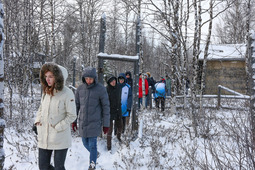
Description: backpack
155,83,165,97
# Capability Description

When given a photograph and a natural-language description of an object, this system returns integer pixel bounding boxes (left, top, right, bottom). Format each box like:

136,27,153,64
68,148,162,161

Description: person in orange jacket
138,73,149,109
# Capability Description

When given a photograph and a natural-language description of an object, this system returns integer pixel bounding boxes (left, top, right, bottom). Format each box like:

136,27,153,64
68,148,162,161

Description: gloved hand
117,115,122,120
103,127,109,134
32,124,37,135
72,122,77,132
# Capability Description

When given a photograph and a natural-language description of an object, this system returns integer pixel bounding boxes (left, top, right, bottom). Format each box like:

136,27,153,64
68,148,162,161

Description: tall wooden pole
132,0,142,132
98,13,106,85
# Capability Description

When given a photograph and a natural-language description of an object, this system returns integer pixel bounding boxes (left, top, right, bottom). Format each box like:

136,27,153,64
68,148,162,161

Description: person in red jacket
138,73,149,109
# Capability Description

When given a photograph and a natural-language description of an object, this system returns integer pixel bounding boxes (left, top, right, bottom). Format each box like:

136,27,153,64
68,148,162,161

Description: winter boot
49,165,54,170
107,146,111,151
117,136,122,143
114,126,117,136
89,162,96,170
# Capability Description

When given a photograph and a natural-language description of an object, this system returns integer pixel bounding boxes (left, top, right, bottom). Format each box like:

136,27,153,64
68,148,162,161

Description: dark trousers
138,97,147,109
146,94,151,107
108,118,122,149
122,117,126,133
38,148,68,170
155,97,165,111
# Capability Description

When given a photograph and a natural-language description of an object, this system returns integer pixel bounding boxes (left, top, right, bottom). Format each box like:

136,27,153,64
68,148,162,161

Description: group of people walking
34,63,134,170
138,72,171,112
105,72,132,151
34,62,171,170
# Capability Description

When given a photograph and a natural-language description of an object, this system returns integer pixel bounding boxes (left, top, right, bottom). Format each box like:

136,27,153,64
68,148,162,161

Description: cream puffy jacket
35,63,76,150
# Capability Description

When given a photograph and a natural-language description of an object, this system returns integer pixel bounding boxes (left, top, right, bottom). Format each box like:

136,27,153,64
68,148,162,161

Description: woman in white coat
34,63,76,170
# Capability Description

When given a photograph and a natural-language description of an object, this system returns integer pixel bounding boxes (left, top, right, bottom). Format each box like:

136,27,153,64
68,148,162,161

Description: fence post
217,86,221,109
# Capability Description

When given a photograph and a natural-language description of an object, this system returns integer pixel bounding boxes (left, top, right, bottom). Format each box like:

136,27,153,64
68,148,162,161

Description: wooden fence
149,85,250,110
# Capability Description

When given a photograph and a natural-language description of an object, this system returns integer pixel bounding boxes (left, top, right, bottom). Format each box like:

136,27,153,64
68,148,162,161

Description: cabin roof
199,44,246,61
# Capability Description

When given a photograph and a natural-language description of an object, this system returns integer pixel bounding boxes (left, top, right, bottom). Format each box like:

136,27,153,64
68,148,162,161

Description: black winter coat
147,77,156,93
125,71,133,89
126,78,133,89
107,83,122,120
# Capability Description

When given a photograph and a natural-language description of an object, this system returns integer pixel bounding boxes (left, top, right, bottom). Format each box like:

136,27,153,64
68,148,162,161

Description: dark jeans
38,148,68,170
82,137,97,168
155,97,165,111
138,97,147,109
122,117,126,133
107,118,122,149
146,94,151,107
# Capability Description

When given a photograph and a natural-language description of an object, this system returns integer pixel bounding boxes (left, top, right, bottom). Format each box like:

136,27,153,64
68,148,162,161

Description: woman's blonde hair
146,72,151,77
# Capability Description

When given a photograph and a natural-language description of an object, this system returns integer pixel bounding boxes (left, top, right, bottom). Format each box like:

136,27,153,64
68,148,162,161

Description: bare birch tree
74,0,103,67
216,0,255,44
142,0,230,137
198,0,213,138
144,0,190,118
0,1,4,168
4,0,38,119
243,0,255,151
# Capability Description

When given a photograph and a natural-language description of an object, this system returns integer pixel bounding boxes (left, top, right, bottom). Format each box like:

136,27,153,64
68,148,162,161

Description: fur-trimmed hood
40,62,68,91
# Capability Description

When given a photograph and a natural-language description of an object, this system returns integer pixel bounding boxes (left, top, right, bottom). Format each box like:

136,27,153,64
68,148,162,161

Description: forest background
1,0,255,169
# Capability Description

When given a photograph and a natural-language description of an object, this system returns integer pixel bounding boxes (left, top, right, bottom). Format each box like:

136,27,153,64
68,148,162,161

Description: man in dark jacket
106,75,122,151
72,67,110,170
125,71,133,89
146,72,156,107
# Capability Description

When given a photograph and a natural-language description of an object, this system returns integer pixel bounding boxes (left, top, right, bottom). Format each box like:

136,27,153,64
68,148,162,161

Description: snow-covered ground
4,108,183,170
2,86,254,170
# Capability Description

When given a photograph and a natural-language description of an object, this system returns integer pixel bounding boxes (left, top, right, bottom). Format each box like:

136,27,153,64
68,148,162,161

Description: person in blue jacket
118,73,132,134
154,81,166,112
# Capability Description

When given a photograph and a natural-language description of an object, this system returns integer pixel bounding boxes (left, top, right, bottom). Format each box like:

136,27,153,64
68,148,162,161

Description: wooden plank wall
204,60,247,94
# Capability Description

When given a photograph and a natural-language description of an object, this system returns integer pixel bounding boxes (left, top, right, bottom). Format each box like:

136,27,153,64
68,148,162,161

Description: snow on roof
199,44,246,60
97,52,139,62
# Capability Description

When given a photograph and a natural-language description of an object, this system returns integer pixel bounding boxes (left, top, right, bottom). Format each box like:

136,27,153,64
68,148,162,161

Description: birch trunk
199,0,213,140
244,0,255,151
190,0,201,137
0,1,5,168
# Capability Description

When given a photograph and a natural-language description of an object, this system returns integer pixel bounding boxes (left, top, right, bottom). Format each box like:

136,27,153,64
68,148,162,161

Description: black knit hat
106,74,117,85
108,77,116,84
